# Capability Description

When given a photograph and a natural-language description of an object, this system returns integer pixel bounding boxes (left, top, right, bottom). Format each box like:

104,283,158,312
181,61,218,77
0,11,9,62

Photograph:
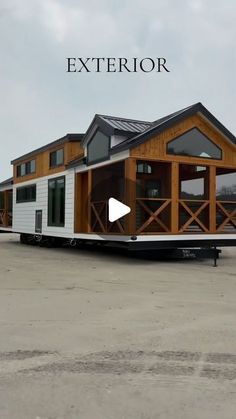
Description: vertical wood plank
3,190,8,227
209,166,216,232
74,173,82,233
171,162,179,233
87,169,92,233
124,158,136,235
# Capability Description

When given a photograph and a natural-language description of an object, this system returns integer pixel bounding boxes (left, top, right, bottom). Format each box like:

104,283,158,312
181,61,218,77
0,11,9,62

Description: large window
49,149,64,168
48,176,65,227
87,130,110,164
167,128,222,160
17,159,36,177
216,169,236,201
16,184,36,203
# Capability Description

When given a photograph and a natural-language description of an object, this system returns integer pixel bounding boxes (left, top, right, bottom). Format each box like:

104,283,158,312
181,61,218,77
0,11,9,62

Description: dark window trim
16,184,37,204
47,175,66,227
166,127,223,161
49,148,64,169
35,210,43,233
87,128,111,166
16,159,36,178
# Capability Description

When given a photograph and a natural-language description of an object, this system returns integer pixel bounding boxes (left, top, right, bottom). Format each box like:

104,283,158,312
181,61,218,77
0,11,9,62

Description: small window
48,176,65,226
28,159,36,173
16,184,36,203
35,210,42,233
50,149,64,168
17,159,36,177
137,162,153,174
16,165,21,177
167,128,222,160
87,131,110,164
21,163,26,176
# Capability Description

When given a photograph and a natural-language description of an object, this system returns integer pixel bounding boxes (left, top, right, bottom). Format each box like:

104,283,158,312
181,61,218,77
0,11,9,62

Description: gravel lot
0,233,236,419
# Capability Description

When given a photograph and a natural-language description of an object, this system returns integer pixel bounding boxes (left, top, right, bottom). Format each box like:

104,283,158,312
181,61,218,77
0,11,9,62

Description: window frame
47,176,66,227
16,184,37,203
87,129,111,165
166,128,223,161
49,148,64,169
16,159,36,177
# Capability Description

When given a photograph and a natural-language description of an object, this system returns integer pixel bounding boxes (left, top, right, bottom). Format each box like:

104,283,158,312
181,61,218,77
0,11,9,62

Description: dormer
81,114,151,166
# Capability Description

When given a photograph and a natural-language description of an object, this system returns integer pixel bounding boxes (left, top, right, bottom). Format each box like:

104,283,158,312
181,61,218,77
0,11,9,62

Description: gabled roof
81,114,152,146
11,133,84,165
111,102,236,154
98,114,152,133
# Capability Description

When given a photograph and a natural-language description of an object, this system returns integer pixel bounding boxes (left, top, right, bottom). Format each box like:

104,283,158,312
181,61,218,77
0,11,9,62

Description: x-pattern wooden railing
0,209,12,227
90,201,124,234
0,209,5,226
90,199,235,235
216,201,236,232
136,198,171,234
179,200,210,233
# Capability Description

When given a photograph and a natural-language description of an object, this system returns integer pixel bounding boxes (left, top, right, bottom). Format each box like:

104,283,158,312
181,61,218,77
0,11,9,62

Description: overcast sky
0,0,236,179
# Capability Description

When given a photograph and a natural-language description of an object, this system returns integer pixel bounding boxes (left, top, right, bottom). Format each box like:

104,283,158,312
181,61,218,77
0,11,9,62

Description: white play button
108,198,131,222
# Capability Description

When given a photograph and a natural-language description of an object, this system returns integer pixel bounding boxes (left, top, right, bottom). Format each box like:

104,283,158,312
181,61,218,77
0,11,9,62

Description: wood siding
13,141,83,184
130,114,236,168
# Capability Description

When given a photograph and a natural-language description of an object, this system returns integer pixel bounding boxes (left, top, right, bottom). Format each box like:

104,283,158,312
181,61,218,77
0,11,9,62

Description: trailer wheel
20,233,28,244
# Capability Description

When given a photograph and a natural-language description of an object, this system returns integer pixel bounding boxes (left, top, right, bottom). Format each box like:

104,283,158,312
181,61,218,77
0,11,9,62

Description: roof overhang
11,133,84,165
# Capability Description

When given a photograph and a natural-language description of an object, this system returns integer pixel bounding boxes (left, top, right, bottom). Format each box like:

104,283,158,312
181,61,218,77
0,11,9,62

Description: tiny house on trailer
0,102,236,252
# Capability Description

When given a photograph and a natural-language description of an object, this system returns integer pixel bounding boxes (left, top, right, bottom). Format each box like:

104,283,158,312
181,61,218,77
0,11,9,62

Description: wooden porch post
87,169,92,233
74,173,82,233
209,166,216,232
124,158,136,235
171,162,179,233
3,191,8,227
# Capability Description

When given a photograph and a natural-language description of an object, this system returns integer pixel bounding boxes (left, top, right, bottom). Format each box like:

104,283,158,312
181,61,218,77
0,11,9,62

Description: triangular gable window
167,128,222,160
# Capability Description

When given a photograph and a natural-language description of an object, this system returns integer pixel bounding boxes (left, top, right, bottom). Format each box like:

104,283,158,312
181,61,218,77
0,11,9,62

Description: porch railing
88,199,236,235
178,200,210,233
136,198,171,234
90,200,124,234
216,201,236,232
0,209,12,227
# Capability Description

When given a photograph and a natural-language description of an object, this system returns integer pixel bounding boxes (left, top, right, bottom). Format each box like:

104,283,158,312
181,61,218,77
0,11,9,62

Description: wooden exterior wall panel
124,158,136,235
131,114,236,168
13,142,83,184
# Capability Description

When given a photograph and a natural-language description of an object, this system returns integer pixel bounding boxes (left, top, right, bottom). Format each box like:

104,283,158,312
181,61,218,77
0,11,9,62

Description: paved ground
0,233,236,419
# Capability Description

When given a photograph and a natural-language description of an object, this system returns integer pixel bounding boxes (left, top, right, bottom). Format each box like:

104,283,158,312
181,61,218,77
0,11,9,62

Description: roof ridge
97,114,152,124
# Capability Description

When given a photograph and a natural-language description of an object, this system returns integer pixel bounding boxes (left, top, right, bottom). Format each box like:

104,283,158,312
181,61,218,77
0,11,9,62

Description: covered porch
75,158,236,235
0,189,13,229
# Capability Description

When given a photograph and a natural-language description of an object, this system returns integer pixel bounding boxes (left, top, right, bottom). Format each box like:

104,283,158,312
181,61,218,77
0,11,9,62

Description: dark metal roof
0,177,13,187
11,133,84,165
98,114,152,133
111,102,236,154
81,114,152,146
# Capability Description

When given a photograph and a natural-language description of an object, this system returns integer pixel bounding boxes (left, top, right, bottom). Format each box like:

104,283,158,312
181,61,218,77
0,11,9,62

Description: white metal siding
12,171,75,237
